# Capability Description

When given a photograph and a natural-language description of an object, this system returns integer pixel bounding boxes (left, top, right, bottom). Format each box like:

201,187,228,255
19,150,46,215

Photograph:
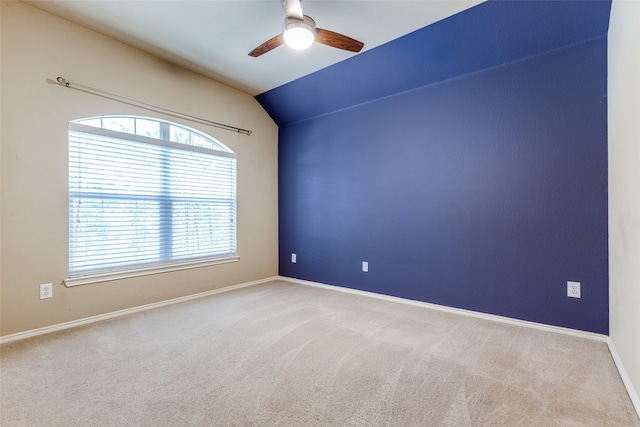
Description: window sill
64,256,239,287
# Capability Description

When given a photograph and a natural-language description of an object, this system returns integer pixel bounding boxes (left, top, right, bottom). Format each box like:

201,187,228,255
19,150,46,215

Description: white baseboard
608,339,640,419
0,276,279,345
279,276,608,342
3,275,606,346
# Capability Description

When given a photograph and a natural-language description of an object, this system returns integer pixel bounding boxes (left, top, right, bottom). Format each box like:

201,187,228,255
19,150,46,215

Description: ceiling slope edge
256,0,612,127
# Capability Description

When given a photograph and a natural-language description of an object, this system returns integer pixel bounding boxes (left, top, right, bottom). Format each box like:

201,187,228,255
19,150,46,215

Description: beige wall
0,1,278,336
608,0,640,411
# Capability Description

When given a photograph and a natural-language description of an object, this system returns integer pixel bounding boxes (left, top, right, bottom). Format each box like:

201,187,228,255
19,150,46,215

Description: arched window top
73,115,233,153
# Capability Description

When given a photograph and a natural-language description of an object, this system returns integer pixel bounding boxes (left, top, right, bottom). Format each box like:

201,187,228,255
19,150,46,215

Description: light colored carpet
1,280,638,426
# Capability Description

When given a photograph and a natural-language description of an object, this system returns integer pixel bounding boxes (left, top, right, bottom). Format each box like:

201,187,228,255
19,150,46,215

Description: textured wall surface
277,40,608,334
270,1,610,334
0,1,278,336
608,0,640,412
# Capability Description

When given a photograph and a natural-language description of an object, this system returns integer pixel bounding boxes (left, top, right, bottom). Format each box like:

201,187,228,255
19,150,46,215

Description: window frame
64,116,238,287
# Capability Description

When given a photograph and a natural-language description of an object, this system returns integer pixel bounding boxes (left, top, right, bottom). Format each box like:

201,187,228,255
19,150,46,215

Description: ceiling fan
249,0,364,57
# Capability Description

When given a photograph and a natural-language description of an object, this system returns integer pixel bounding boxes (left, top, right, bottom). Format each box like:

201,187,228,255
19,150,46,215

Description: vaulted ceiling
25,1,612,127
25,0,485,95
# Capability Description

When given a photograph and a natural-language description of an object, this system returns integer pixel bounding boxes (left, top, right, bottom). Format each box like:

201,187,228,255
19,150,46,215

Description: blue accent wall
264,1,611,334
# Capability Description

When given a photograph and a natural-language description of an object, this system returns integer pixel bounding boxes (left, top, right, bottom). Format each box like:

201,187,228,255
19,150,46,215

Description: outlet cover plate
40,283,53,299
567,281,581,298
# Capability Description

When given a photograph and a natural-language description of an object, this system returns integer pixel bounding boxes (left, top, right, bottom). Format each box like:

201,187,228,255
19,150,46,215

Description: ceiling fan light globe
283,16,316,50
284,27,314,50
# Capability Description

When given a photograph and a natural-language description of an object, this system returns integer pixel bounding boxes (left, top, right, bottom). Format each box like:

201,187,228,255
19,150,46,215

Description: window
66,116,237,286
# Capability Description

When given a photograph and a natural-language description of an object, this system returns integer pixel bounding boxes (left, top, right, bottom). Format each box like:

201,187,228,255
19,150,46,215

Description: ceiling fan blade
315,29,364,53
280,0,303,20
248,34,284,57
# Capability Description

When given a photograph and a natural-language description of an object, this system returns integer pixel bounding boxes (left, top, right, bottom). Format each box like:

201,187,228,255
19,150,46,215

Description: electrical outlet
291,253,297,263
362,261,369,272
567,281,581,298
40,283,53,299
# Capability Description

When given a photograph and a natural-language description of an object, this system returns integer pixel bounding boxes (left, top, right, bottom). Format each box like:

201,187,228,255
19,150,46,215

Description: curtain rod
51,77,252,136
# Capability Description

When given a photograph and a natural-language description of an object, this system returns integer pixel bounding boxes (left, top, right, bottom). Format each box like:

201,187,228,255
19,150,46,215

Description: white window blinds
68,120,236,279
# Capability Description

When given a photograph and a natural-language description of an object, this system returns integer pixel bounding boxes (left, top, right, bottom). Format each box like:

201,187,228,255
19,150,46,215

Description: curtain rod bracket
57,76,70,87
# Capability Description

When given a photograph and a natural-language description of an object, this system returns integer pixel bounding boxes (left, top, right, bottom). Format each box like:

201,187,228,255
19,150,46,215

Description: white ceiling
25,0,484,95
